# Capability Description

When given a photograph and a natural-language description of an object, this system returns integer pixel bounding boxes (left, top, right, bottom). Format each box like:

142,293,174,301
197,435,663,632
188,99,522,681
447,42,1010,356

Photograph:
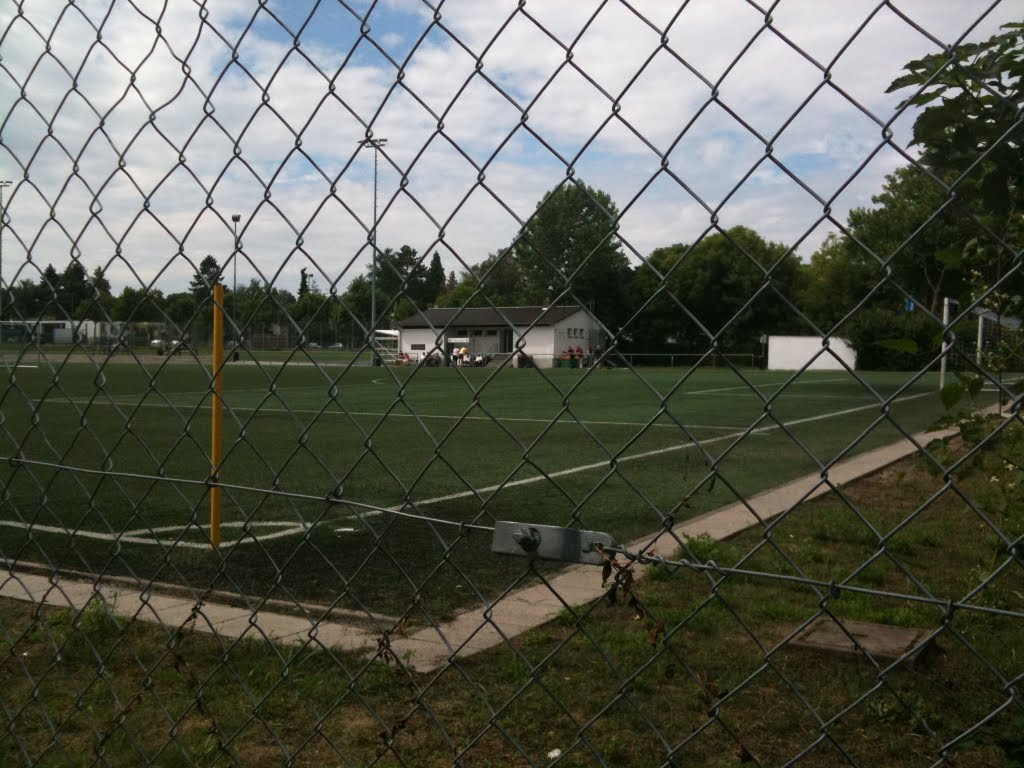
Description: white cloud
0,0,1018,301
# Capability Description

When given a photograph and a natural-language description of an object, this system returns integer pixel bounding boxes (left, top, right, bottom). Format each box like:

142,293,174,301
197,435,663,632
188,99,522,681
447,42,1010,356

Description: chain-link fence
1,1,1022,766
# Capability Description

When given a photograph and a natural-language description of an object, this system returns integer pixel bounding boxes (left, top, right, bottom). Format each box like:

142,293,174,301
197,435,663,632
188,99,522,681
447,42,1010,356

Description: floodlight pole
358,137,387,358
0,180,12,321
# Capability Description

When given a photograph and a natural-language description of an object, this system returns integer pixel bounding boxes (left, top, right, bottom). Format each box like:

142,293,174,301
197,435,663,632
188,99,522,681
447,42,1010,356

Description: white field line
0,503,390,551
91,374,853,400
123,520,306,537
0,519,309,550
398,391,935,511
6,390,936,548
29,397,753,432
679,376,847,396
28,373,888,432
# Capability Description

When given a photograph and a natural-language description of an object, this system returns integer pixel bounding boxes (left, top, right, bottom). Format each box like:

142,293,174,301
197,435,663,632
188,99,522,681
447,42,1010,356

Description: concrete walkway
1,421,960,672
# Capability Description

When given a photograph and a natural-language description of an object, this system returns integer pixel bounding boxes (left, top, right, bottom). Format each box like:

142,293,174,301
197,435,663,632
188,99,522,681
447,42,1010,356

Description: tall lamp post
231,213,240,340
0,180,12,323
357,137,387,362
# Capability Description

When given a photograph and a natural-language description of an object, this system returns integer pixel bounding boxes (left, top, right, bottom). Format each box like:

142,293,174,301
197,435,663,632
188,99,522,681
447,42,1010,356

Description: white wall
551,310,599,356
400,310,601,368
400,328,440,359
401,328,498,361
768,336,857,371
516,325,554,364
512,310,601,368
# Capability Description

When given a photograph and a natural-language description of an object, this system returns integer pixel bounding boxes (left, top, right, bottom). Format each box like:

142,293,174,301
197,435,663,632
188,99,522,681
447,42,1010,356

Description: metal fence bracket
491,521,616,565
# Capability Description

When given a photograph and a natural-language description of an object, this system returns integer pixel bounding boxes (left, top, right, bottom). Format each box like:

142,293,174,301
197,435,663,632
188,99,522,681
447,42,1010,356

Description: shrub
844,307,945,370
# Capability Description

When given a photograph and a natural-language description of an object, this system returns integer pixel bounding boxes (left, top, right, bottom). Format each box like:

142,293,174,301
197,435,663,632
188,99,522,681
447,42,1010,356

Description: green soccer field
0,355,986,617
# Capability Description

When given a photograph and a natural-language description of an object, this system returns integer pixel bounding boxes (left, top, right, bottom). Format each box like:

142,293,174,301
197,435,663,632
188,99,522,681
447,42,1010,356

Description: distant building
0,319,125,344
397,305,602,367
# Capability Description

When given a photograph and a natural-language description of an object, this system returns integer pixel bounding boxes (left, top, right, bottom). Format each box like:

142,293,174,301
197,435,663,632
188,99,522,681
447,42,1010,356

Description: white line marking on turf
0,519,310,550
397,391,935,511
8,390,937,546
39,385,920,432
149,374,851,400
0,520,211,549
680,376,847,396
122,521,307,536
32,397,755,431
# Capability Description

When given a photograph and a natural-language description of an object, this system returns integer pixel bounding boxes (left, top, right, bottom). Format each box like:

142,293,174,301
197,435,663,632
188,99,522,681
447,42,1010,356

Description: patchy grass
1,416,1022,766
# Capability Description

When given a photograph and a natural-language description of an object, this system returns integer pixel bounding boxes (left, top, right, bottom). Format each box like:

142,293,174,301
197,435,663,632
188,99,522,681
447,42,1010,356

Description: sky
0,0,1018,298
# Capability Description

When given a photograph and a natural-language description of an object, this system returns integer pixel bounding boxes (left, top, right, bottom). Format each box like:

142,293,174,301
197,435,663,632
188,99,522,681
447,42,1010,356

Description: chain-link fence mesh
1,1,1022,766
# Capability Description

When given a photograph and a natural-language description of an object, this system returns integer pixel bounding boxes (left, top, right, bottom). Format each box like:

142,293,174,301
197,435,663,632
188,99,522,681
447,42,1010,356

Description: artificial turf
0,354,987,616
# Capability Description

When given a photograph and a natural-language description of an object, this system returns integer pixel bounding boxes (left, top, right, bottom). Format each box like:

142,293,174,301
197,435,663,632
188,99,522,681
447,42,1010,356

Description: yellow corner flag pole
210,283,224,549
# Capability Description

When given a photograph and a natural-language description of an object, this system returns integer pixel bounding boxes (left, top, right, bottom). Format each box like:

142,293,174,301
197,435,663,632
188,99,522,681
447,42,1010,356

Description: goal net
950,308,1023,378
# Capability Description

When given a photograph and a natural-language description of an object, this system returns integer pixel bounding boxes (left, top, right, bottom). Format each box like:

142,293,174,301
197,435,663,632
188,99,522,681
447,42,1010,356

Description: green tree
189,255,223,300
798,164,991,334
629,227,801,353
376,246,425,305
58,261,90,318
844,307,941,371
75,291,114,322
41,263,60,289
513,182,632,327
39,264,61,317
292,287,327,327
423,252,445,306
164,292,196,326
112,287,165,322
848,166,977,314
325,296,348,343
75,265,115,320
889,22,1024,312
437,252,526,309
359,245,448,322
183,279,297,343
90,266,111,295
9,278,49,319
889,23,1023,228
796,234,877,330
340,275,373,334
888,22,1024,390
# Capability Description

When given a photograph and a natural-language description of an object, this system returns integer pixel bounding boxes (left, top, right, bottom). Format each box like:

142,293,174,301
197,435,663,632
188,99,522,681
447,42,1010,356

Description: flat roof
398,305,584,329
